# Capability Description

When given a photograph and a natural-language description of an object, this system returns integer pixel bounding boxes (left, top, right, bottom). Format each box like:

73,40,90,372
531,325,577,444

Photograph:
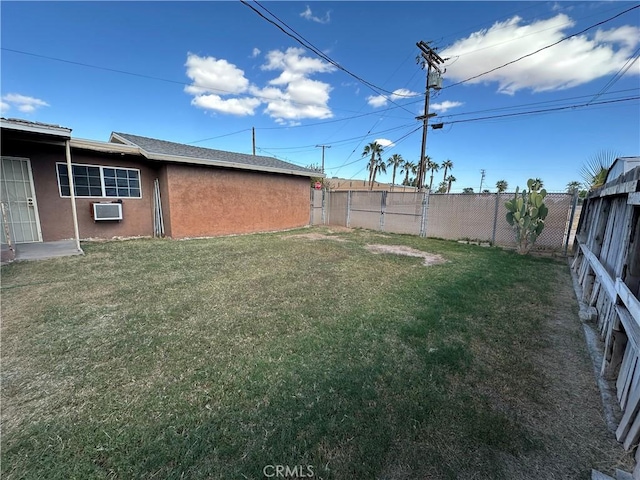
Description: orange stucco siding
164,164,310,238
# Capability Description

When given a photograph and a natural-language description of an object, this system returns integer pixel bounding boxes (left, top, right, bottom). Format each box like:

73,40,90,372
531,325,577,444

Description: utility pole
416,40,444,191
479,169,486,193
315,144,331,174
252,127,256,156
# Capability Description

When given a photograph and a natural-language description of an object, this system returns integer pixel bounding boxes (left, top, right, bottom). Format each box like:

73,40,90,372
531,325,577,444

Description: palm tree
496,180,508,193
581,149,618,189
530,178,544,190
436,181,447,193
387,154,404,191
441,159,453,183
428,160,440,191
371,156,387,187
363,142,383,190
566,181,582,194
401,160,416,186
446,175,456,193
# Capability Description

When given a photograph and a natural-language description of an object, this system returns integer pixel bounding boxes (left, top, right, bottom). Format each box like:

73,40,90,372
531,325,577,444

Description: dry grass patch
365,244,447,266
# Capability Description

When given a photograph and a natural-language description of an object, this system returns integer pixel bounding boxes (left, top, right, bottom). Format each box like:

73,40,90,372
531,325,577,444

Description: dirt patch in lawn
364,244,447,266
283,233,348,242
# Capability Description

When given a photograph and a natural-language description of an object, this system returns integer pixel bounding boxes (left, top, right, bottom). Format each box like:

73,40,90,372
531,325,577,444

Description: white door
1,157,43,243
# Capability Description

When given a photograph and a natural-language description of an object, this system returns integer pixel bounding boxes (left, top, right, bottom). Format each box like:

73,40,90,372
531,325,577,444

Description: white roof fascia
70,138,141,155
144,152,320,178
109,132,137,146
1,118,71,138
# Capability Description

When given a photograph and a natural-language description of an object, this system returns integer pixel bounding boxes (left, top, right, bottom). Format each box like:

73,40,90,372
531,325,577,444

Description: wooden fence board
616,370,640,442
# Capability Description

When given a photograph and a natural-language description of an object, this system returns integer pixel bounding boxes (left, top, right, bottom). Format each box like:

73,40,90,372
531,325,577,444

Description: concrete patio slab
14,240,83,262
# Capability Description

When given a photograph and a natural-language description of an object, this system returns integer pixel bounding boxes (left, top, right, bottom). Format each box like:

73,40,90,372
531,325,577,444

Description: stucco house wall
164,163,311,238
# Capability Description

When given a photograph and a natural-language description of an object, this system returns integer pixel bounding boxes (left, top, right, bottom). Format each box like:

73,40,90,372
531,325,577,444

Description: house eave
144,152,320,178
1,118,72,138
70,138,141,156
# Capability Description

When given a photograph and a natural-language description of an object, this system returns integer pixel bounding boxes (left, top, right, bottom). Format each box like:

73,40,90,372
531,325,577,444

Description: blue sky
2,1,639,193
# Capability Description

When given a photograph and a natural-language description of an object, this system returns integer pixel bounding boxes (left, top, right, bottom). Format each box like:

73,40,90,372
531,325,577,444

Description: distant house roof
110,132,320,178
606,156,640,183
1,117,72,138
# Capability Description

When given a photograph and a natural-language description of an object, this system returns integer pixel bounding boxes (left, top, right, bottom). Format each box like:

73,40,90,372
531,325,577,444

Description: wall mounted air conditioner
92,202,123,221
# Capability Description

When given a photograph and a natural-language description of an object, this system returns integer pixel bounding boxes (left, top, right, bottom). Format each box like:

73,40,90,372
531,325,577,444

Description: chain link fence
311,189,578,251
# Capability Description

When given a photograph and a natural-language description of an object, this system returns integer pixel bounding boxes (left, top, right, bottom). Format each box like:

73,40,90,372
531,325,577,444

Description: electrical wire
587,47,640,105
242,0,417,100
240,0,419,120
443,4,640,90
438,96,639,126
436,88,639,120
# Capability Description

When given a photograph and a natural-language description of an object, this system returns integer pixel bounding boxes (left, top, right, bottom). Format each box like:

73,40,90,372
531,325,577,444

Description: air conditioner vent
93,202,123,221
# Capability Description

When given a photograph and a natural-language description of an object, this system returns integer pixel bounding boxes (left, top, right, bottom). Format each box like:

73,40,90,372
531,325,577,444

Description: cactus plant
504,178,549,254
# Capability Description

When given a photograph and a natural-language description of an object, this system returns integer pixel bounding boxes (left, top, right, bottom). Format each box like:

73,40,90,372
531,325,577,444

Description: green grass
0,228,594,478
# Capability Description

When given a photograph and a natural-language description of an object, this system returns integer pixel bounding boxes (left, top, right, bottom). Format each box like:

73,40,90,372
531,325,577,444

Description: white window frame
56,162,142,199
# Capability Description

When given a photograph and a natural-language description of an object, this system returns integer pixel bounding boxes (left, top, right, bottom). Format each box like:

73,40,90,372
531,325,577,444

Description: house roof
110,132,321,178
1,117,72,138
606,156,640,183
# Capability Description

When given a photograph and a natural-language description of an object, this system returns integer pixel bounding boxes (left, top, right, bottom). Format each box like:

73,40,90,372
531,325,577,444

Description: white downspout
65,140,82,253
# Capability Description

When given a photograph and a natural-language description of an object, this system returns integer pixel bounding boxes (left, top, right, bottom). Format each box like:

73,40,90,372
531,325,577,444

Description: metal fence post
321,188,327,225
419,191,429,237
492,192,500,245
380,191,387,231
346,190,352,228
564,192,579,256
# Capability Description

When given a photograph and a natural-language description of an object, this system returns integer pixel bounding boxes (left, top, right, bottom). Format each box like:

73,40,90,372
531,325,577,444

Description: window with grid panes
56,163,141,198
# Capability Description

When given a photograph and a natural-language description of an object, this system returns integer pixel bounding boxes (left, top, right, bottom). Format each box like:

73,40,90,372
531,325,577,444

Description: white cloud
300,5,330,24
184,53,250,96
2,93,49,113
262,47,335,84
375,138,395,148
251,48,261,58
184,48,335,124
191,95,261,116
0,101,10,114
257,47,335,124
431,100,464,112
367,95,388,108
442,14,640,94
367,88,420,108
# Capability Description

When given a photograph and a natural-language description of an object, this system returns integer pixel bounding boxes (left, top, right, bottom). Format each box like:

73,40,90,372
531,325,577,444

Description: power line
588,47,640,105
336,125,422,179
439,2,627,61
436,88,639,120
242,0,415,99
438,96,639,126
443,4,640,90
240,0,418,118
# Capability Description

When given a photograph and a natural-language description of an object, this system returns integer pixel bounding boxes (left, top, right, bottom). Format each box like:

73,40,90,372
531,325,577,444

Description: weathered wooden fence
311,189,577,251
571,163,640,473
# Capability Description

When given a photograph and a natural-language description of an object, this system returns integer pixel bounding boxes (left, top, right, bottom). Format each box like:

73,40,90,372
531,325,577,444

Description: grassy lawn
1,227,631,479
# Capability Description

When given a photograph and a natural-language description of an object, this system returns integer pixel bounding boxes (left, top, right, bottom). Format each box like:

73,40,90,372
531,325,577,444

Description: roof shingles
112,132,318,176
